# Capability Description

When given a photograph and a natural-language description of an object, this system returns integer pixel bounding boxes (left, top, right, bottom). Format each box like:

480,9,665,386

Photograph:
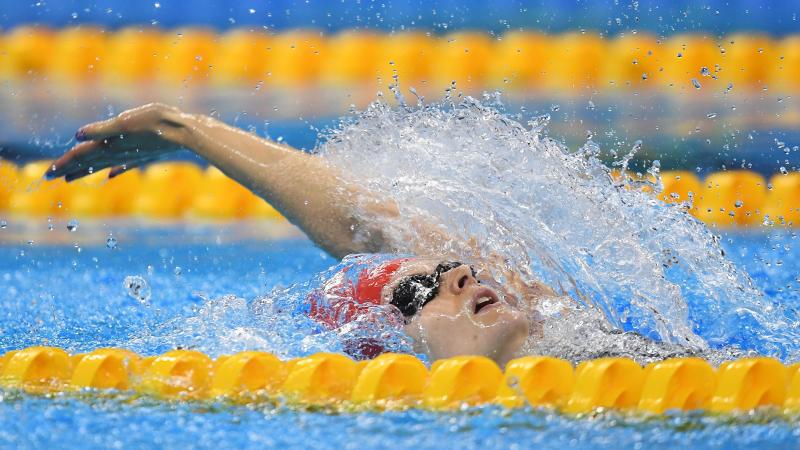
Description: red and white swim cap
307,256,410,359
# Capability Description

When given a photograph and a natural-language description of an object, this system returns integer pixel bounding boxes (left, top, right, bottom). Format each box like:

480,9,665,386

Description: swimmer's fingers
63,148,157,182
45,140,107,179
108,165,130,179
50,138,133,181
108,156,160,179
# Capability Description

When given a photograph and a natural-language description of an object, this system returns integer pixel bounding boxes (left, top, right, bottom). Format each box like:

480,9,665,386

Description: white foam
318,94,798,361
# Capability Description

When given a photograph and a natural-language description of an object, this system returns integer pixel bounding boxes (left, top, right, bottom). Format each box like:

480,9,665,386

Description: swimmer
46,103,561,366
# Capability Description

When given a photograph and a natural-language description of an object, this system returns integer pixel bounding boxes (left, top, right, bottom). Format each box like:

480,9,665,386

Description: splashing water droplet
124,276,151,305
0,219,6,229
106,234,117,249
691,78,702,89
66,219,79,232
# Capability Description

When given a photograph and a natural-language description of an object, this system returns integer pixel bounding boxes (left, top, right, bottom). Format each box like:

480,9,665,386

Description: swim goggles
390,261,477,318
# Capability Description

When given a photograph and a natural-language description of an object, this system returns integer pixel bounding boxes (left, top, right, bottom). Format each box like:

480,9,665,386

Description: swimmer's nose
441,264,477,295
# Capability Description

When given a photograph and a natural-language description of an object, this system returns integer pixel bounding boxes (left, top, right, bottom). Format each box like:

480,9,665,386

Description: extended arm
46,103,399,257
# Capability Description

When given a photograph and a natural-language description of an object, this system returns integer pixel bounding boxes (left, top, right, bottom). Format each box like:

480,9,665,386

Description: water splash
126,256,415,360
124,276,151,305
317,95,800,361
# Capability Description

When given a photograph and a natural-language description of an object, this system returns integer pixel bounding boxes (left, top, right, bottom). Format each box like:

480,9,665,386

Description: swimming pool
3,2,800,445
1,223,798,449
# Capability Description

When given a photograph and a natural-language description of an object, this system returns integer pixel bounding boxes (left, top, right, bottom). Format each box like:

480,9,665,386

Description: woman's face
381,258,530,366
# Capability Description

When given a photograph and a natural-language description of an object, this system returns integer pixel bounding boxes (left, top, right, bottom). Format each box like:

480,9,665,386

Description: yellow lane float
320,30,384,88
638,357,716,413
784,363,800,410
3,346,800,415
71,348,141,391
659,170,702,208
282,353,361,404
774,35,800,92
602,32,662,89
564,357,644,413
695,170,767,227
430,32,493,93
1,27,799,93
0,160,19,210
546,32,605,92
0,346,73,393
763,173,800,227
50,27,107,82
1,26,55,80
6,161,68,217
101,27,164,84
0,161,796,227
351,353,428,407
660,34,722,91
423,356,503,409
139,350,213,399
486,31,551,91
380,32,436,89
212,29,272,86
266,29,326,87
210,351,285,400
717,33,775,91
496,356,574,408
710,357,787,413
158,28,218,85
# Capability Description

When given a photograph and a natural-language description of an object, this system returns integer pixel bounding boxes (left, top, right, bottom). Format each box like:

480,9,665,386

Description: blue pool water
0,222,799,449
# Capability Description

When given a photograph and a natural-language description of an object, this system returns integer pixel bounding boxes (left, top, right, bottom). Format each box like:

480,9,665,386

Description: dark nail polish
75,129,87,141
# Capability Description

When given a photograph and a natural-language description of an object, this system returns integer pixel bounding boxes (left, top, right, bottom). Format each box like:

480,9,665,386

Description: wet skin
382,258,530,366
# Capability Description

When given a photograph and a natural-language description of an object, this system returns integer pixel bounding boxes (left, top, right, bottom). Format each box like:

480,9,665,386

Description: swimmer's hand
45,103,189,181
45,102,397,257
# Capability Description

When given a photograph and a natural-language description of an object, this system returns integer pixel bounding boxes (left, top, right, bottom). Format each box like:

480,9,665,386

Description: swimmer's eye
390,261,476,318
